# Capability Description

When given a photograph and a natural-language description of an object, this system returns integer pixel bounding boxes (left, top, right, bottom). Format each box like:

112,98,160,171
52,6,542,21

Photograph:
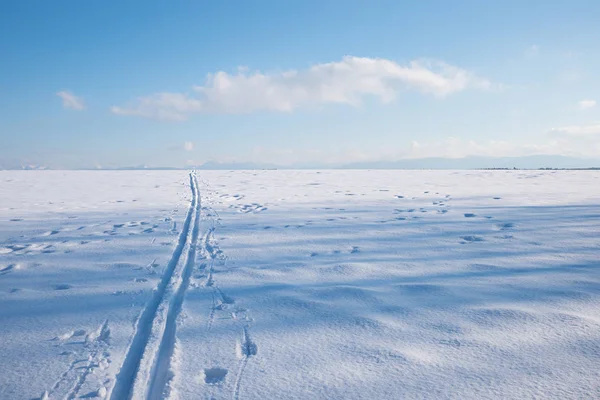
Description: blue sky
1,1,599,168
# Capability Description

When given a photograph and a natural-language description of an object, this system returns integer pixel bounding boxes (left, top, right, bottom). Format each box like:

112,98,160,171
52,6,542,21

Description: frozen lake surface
1,170,599,399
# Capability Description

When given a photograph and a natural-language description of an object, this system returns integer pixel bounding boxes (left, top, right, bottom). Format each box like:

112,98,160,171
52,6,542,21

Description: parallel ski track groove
233,327,256,400
110,173,198,400
147,174,201,399
232,357,248,400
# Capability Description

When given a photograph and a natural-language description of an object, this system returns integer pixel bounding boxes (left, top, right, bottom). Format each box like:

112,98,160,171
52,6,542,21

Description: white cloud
57,91,85,110
578,100,596,110
183,141,194,151
111,93,201,121
549,123,600,138
111,56,494,120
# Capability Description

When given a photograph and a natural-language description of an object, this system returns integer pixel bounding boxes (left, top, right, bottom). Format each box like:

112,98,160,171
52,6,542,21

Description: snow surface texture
1,170,600,399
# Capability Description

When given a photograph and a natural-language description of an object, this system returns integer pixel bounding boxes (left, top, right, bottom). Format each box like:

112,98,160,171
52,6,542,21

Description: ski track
146,174,201,400
110,173,199,400
233,357,248,400
88,172,254,400
233,327,257,400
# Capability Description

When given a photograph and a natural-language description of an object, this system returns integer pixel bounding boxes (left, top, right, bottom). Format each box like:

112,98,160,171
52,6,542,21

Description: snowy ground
1,170,599,399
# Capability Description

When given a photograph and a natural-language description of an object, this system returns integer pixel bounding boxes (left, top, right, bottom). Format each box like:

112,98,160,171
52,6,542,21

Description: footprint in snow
202,368,228,385
1,264,21,275
497,234,513,239
54,329,87,341
460,236,484,243
41,246,57,254
52,284,73,290
495,222,515,230
81,387,107,398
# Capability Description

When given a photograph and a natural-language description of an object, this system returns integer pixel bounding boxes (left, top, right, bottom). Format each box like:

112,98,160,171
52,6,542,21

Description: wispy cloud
184,141,194,151
111,56,495,121
56,91,85,110
578,99,596,110
549,123,600,138
111,93,200,121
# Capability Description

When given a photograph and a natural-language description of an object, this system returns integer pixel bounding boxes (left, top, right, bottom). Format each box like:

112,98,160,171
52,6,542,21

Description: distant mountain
113,166,183,170
195,155,600,170
195,161,280,170
1,155,599,171
342,155,600,170
1,164,49,170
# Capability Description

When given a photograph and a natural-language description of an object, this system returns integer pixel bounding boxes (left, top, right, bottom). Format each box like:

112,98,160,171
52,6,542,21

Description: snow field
1,169,599,399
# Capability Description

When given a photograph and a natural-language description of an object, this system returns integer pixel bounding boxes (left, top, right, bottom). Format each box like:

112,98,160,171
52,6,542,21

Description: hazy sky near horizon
1,1,600,168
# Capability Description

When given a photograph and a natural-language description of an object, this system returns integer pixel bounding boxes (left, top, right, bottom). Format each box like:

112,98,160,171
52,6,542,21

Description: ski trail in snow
233,357,248,400
110,173,199,400
146,174,202,400
233,327,257,400
46,320,111,400
50,359,79,394
207,289,217,331
202,227,221,331
65,320,111,400
196,180,256,400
